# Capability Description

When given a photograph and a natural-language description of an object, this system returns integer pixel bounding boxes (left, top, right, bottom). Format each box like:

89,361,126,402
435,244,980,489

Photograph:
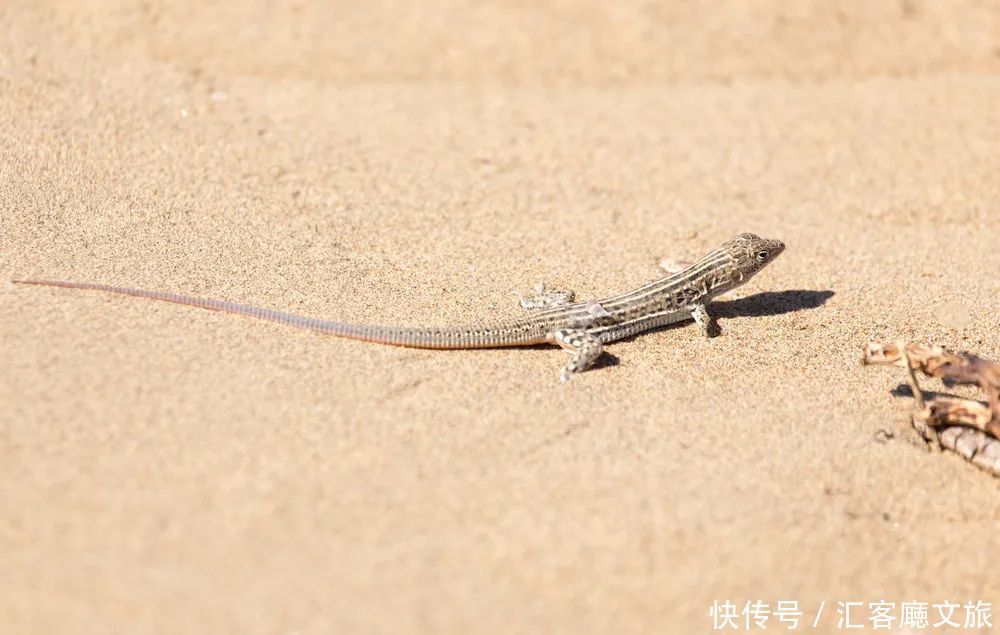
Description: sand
2,1,1000,633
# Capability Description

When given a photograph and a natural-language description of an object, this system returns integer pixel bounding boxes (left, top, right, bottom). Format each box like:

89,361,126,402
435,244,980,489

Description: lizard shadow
889,384,968,401
711,289,834,320
590,351,621,370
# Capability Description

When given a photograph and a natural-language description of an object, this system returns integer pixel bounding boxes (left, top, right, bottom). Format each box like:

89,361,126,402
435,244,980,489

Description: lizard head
716,232,785,291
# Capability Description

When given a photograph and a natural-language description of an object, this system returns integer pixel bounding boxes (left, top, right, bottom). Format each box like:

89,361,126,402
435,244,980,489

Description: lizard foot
552,328,604,381
518,281,575,311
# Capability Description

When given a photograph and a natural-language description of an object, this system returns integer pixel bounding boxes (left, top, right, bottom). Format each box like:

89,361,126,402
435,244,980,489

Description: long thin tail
12,279,534,349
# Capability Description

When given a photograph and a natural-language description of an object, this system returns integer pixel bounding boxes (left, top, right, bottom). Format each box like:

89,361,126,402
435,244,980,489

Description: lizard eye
756,251,768,262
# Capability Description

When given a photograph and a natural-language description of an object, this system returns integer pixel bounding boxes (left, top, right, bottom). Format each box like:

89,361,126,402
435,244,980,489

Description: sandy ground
2,1,1000,633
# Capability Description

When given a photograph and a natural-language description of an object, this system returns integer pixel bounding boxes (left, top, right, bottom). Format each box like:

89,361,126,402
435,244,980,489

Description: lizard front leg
518,281,575,311
551,328,604,381
691,304,720,337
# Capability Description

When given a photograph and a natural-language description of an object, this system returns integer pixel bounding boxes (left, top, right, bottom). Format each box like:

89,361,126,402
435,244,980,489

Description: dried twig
910,416,1000,478
863,341,1000,476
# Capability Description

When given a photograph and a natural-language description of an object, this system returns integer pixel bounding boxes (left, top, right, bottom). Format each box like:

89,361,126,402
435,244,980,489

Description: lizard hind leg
518,281,576,311
551,328,604,382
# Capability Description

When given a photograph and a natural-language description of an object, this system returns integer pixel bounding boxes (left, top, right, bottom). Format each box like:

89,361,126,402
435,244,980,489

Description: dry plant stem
896,340,937,448
863,341,1000,437
863,341,1000,477
911,414,1000,478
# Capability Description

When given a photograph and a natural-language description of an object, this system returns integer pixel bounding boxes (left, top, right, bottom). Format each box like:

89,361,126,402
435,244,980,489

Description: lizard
13,232,784,381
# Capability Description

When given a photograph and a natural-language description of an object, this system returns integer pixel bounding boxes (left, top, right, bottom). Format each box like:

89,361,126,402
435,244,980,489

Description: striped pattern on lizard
14,232,784,380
